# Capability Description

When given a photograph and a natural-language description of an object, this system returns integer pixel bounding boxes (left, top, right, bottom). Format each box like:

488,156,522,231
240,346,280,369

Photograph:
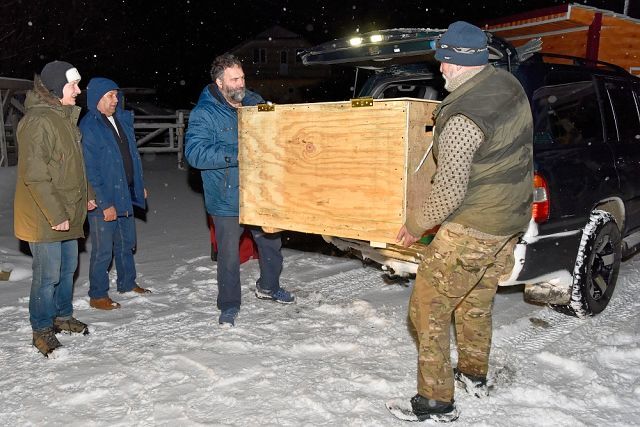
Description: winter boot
118,285,151,294
454,368,489,398
32,328,62,357
386,394,459,422
219,307,240,327
410,394,459,422
255,283,295,304
90,297,121,310
53,316,89,335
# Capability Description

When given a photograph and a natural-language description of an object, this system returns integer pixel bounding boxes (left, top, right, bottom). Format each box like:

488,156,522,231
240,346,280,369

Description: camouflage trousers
409,222,517,403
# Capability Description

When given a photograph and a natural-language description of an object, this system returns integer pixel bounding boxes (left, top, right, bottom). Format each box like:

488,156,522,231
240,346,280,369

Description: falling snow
1,154,639,425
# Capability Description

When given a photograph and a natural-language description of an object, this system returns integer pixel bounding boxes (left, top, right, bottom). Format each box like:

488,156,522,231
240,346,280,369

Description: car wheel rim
589,234,616,300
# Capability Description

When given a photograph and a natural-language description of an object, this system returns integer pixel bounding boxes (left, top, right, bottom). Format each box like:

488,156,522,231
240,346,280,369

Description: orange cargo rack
482,3,640,76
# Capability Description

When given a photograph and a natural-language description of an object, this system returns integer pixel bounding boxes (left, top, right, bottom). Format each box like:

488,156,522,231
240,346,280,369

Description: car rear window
531,73,602,146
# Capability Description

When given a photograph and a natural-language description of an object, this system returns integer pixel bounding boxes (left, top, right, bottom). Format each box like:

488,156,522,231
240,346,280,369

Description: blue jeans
212,216,283,311
88,215,137,299
29,240,78,332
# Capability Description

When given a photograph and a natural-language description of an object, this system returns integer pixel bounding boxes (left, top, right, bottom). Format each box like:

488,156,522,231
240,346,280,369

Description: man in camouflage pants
391,21,533,422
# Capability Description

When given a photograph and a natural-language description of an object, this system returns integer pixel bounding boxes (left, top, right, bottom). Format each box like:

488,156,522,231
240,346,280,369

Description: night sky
0,0,631,107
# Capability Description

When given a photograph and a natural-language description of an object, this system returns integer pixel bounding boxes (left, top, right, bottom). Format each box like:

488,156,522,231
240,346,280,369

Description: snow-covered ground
1,154,639,426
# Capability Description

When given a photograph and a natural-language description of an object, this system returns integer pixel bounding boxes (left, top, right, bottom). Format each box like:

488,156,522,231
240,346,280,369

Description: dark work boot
410,394,459,422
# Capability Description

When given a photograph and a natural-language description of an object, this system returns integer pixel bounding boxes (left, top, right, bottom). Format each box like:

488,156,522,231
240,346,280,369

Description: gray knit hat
435,21,489,66
40,61,81,98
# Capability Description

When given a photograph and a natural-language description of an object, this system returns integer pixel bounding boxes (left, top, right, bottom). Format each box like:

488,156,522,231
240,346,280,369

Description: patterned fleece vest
432,66,533,236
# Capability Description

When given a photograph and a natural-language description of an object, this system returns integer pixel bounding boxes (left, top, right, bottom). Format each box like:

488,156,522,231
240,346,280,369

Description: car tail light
532,172,550,223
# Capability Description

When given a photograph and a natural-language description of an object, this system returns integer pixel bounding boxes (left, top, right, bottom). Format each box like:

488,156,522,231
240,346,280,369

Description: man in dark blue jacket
80,78,150,310
185,53,294,327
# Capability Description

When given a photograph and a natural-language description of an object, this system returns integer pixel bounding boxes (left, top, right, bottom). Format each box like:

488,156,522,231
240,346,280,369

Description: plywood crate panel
238,98,438,244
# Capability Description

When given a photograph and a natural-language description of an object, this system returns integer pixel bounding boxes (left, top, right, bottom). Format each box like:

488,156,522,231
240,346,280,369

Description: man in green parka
389,22,533,421
14,61,95,356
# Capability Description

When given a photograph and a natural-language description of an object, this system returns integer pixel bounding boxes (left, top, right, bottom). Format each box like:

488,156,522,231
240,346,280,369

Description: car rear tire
556,210,622,317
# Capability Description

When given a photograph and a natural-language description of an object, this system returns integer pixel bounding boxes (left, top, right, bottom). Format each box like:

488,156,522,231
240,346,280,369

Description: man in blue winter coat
80,77,150,310
185,53,294,327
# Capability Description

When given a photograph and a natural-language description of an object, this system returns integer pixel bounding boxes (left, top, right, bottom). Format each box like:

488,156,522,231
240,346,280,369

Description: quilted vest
432,66,533,235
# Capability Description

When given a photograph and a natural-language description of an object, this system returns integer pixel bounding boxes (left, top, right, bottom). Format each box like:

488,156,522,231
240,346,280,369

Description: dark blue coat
80,77,145,216
185,84,263,217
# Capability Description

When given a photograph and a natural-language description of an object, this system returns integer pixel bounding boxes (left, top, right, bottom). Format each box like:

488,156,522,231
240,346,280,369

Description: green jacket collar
433,65,496,120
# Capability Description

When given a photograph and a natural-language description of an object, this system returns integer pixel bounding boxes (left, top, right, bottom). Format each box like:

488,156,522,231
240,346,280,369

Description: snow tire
555,210,621,318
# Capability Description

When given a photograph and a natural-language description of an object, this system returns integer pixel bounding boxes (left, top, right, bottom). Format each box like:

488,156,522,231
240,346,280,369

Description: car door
526,66,618,233
598,76,640,234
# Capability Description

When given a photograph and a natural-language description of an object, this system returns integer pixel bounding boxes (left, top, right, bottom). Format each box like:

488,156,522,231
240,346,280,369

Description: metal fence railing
2,80,189,169
1,79,30,167
134,111,188,169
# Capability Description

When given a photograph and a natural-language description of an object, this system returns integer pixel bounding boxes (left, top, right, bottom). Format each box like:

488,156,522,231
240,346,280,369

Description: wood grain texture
598,15,640,72
239,98,438,244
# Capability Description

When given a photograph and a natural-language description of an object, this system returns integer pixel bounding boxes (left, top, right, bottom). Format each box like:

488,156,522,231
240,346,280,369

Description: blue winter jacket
80,77,145,217
185,84,263,216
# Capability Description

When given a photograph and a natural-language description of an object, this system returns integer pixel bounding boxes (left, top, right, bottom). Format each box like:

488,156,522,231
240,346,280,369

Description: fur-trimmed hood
23,75,81,121
25,75,64,108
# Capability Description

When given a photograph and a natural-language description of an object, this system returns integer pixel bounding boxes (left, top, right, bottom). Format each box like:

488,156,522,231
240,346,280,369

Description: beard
225,86,246,102
443,74,453,92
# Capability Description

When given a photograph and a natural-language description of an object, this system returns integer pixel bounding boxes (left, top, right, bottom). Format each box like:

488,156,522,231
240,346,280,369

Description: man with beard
389,21,533,421
185,53,294,327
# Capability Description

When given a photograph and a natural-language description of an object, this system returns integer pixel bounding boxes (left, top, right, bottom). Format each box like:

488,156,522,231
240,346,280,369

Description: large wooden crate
238,98,438,245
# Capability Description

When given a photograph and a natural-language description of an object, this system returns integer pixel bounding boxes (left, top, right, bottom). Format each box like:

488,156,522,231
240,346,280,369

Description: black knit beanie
435,21,489,66
40,61,81,98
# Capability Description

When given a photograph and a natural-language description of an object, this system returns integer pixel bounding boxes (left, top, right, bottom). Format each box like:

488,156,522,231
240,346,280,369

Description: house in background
231,25,331,103
482,3,640,76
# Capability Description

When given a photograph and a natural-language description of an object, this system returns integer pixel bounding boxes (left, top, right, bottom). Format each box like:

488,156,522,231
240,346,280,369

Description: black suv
301,29,640,317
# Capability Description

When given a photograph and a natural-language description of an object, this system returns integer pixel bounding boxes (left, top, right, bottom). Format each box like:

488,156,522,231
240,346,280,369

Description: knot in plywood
302,140,319,159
